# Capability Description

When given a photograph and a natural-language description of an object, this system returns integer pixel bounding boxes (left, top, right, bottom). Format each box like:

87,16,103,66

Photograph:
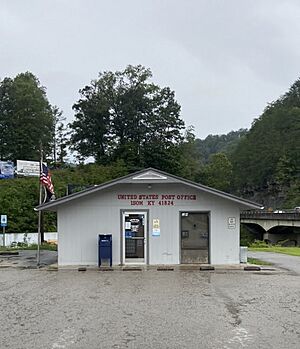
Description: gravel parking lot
0,268,299,349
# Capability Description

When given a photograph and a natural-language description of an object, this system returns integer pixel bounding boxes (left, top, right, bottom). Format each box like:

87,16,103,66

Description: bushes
240,226,257,246
0,242,57,251
250,240,270,248
249,240,298,248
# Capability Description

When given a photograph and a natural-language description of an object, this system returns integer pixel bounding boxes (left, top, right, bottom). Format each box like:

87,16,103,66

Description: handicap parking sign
1,215,7,227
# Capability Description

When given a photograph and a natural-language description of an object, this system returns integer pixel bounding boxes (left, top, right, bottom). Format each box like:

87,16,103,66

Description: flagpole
37,148,43,266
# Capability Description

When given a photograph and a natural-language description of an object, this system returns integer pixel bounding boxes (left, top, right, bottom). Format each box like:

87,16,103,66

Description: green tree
0,177,40,234
178,126,203,181
69,65,185,172
51,106,69,166
0,72,54,162
71,78,113,164
199,153,233,191
274,155,296,188
195,129,247,163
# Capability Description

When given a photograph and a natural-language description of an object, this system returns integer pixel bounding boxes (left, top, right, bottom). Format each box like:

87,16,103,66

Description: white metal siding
57,183,242,266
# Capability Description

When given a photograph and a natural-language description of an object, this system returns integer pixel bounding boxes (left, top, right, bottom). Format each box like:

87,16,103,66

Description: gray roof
35,167,262,211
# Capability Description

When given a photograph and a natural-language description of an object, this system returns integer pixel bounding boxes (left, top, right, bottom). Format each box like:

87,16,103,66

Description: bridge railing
241,210,300,221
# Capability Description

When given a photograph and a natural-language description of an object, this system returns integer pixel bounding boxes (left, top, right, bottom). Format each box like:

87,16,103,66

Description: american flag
40,163,54,195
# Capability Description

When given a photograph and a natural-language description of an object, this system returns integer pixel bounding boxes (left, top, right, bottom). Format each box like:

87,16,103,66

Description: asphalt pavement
0,250,299,348
0,250,57,268
0,267,299,348
248,251,300,274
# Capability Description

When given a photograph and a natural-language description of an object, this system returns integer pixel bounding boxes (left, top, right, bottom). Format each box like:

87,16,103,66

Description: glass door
123,212,147,264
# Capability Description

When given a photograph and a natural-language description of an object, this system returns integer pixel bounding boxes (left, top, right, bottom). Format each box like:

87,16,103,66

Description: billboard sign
16,160,40,177
0,161,14,179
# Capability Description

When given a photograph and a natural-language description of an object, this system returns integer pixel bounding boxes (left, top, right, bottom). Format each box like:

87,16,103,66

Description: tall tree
71,77,113,164
51,106,68,166
0,72,54,162
69,65,185,172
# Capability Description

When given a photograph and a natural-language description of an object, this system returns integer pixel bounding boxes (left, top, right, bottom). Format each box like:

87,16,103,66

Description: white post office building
37,168,261,266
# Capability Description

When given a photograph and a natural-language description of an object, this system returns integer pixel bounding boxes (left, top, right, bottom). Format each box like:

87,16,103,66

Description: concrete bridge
240,210,300,245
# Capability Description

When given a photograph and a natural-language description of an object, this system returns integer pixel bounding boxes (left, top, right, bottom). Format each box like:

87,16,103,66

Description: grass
247,257,273,266
249,246,300,257
0,243,57,252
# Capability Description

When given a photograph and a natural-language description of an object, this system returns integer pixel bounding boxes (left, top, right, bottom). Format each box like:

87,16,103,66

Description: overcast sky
1,0,300,138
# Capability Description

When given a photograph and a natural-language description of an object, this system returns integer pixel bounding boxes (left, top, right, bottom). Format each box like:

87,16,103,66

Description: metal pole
2,226,5,247
37,148,43,266
37,185,43,265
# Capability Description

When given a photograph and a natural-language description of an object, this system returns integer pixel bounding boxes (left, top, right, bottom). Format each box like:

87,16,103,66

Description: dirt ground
0,268,299,349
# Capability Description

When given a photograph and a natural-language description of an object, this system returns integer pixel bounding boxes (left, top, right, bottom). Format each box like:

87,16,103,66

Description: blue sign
1,215,7,227
125,231,132,238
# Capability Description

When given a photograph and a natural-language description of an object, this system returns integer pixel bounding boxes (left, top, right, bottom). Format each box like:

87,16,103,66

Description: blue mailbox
98,234,112,267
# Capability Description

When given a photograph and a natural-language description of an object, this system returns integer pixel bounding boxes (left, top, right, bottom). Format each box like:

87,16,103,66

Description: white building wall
210,206,240,264
57,183,242,266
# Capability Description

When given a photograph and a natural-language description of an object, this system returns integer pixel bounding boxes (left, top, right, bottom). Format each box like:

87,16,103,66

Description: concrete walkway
248,251,300,275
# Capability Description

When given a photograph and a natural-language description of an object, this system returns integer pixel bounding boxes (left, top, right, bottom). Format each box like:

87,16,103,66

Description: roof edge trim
35,167,262,211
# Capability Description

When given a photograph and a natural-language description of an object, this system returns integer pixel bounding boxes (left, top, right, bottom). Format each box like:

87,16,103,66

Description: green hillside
195,129,247,163
0,162,129,234
231,79,300,207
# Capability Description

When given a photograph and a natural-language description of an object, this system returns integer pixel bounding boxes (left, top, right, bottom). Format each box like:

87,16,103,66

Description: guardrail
241,210,300,221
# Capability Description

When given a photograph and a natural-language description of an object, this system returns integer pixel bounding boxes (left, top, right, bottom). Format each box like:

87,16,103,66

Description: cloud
1,0,300,138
